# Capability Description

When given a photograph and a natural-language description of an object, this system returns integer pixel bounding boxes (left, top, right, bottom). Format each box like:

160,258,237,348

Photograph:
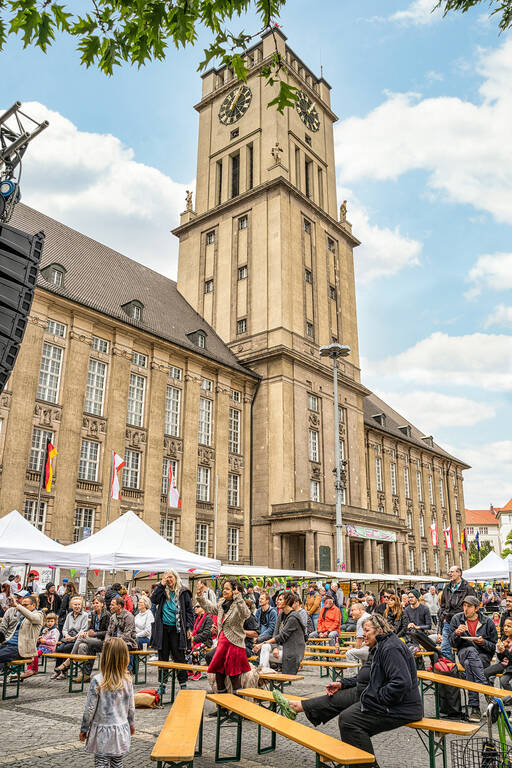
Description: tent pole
214,474,218,559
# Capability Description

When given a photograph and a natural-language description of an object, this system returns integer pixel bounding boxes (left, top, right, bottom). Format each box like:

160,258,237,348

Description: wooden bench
148,661,303,704
42,652,97,693
417,669,510,718
151,689,205,768
300,659,359,682
130,649,153,685
237,688,479,768
2,659,32,700
206,692,374,766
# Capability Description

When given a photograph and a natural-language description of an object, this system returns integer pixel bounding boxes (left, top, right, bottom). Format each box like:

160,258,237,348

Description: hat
409,589,420,599
62,578,69,584
463,595,480,607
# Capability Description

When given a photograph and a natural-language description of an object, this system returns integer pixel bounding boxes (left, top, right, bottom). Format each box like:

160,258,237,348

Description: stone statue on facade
340,200,347,222
185,190,193,211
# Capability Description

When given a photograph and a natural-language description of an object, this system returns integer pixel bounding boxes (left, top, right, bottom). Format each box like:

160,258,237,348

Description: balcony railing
77,480,102,493
122,488,144,501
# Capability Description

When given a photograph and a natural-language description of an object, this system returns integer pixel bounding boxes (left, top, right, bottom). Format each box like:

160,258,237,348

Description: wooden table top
417,670,510,697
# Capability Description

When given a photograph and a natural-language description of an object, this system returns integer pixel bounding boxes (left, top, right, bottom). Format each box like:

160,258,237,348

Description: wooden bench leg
2,663,22,700
214,706,243,763
38,655,48,674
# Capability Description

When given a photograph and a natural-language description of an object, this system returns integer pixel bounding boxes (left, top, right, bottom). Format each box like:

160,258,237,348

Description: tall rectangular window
196,523,209,556
29,427,53,472
124,449,140,489
161,457,178,496
305,158,313,198
73,507,94,543
79,439,99,482
227,527,239,561
24,499,46,532
229,408,241,454
404,466,411,498
169,365,182,381
198,397,212,446
295,147,301,189
376,456,383,492
421,550,428,572
428,475,434,505
439,471,445,506
455,494,459,511
196,466,210,502
127,373,145,427
46,319,66,338
445,552,450,571
434,550,440,573
216,160,223,206
309,429,319,462
247,143,254,190
390,462,397,495
420,515,425,537
85,359,107,416
318,167,324,207
231,152,240,198
237,318,247,334
409,548,415,572
160,516,175,543
238,265,248,280
228,473,239,507
416,470,423,502
165,386,181,437
310,480,320,502
37,343,63,403
308,394,318,412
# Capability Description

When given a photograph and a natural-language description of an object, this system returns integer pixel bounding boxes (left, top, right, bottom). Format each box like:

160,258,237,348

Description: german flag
460,528,467,552
42,439,58,492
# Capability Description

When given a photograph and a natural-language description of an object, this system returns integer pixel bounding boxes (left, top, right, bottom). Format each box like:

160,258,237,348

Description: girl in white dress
80,637,135,768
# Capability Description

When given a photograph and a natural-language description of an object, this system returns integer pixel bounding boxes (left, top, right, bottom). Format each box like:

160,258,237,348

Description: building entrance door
288,534,306,570
350,540,364,572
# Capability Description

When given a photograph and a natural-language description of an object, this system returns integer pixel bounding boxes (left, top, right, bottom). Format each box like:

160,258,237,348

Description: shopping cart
451,699,512,768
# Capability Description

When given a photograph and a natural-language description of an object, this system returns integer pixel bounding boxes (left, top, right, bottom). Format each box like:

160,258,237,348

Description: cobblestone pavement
0,663,498,768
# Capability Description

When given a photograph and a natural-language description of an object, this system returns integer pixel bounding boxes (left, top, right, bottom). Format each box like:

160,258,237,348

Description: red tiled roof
464,508,500,525
498,499,512,512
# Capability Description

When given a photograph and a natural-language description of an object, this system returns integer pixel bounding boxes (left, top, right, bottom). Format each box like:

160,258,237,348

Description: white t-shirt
355,611,371,639
135,610,154,638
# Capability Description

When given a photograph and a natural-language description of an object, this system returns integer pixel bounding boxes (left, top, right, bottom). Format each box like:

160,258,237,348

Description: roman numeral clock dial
219,85,252,125
296,90,320,132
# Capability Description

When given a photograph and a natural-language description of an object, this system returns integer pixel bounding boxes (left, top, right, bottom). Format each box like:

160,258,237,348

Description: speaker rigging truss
0,102,49,223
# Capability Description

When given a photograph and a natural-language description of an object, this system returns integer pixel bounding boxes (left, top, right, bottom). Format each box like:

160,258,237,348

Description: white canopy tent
463,551,511,582
0,509,89,567
218,565,320,579
65,510,220,574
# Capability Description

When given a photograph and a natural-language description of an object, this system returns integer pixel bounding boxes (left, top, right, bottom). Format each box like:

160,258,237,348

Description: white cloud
375,389,495,430
334,39,512,225
486,305,512,329
389,0,442,26
12,102,192,278
365,331,512,391
466,252,512,298
445,440,512,509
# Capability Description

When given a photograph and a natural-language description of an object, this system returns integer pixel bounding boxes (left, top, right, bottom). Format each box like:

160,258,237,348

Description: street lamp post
319,343,351,573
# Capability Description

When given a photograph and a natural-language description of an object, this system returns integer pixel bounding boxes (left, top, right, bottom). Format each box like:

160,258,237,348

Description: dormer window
372,413,386,427
187,329,207,349
122,300,143,322
398,425,412,437
41,263,66,288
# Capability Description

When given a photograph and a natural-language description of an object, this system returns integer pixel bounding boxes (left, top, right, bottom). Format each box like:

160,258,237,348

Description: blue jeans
0,644,20,672
311,613,319,631
441,621,454,661
137,637,150,650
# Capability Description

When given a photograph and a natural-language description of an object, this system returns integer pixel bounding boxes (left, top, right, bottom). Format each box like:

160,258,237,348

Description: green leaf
0,18,6,49
51,4,72,31
77,34,101,67
267,80,297,113
230,52,247,82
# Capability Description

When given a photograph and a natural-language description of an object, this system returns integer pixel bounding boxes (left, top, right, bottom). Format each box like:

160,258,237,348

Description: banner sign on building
346,524,397,543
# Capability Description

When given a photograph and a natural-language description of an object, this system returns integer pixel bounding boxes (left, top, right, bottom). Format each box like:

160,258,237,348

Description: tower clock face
296,90,320,132
219,85,252,125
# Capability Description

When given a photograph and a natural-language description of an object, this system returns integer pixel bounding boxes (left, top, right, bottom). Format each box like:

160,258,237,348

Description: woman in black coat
38,583,61,615
150,569,194,690
254,593,306,675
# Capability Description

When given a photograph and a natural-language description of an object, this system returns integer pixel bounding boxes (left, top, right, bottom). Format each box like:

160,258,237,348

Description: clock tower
174,29,371,570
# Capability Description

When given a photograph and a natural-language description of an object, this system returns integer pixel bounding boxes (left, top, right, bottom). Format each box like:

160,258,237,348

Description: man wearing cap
449,595,497,722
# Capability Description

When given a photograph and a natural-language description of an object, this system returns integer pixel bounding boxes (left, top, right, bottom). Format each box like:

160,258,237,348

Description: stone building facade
0,30,470,576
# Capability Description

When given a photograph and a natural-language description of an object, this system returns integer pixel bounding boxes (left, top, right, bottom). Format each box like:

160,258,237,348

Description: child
80,638,135,768
22,611,60,678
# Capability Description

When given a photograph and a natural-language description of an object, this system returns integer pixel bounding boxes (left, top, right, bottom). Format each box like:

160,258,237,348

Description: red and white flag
111,452,126,500
168,464,181,509
430,521,438,546
443,526,453,549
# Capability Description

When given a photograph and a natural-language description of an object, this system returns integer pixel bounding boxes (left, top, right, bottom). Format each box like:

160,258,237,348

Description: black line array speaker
0,221,45,393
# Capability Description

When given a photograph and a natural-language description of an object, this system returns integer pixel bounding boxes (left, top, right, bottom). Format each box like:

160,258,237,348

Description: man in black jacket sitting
449,595,497,722
439,566,476,661
287,613,423,768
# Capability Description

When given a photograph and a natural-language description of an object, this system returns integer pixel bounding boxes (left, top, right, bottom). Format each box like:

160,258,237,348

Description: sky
2,0,511,510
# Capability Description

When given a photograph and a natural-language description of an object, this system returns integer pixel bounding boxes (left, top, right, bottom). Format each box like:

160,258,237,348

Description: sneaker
272,689,297,720
468,708,481,722
190,672,202,681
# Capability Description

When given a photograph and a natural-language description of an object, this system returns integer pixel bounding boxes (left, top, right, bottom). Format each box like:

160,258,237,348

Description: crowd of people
2,567,512,768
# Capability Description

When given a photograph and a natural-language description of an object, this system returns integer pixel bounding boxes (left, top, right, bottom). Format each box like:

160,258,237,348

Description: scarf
222,599,233,614
193,612,207,635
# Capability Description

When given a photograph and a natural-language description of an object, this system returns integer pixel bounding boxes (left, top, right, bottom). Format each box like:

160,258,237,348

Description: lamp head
319,343,351,359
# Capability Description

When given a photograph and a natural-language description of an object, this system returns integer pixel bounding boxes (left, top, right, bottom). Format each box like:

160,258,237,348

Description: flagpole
102,450,114,588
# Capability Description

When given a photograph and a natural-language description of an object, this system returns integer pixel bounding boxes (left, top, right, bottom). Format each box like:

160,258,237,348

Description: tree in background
469,539,494,567
501,531,512,558
0,0,510,97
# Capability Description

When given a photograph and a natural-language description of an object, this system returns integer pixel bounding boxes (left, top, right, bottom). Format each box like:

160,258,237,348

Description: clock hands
230,86,244,112
307,101,316,115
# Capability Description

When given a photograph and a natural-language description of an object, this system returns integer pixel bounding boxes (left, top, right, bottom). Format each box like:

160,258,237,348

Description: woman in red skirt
197,579,250,694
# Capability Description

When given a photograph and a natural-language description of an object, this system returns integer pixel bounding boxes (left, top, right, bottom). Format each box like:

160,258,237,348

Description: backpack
409,628,462,717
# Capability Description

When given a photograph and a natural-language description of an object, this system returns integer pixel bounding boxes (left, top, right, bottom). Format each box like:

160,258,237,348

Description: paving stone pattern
0,663,495,767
